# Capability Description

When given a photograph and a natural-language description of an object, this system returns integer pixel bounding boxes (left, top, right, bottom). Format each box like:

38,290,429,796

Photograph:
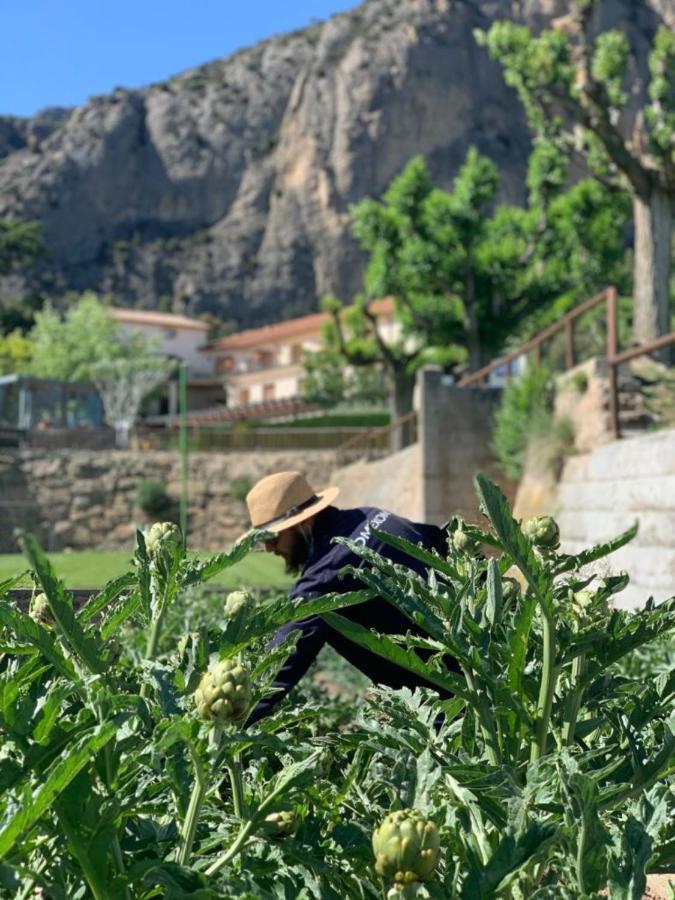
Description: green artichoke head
144,521,182,558
452,522,477,555
194,657,252,725
501,577,521,605
372,809,440,885
524,515,560,549
263,809,298,838
28,592,52,626
223,589,255,619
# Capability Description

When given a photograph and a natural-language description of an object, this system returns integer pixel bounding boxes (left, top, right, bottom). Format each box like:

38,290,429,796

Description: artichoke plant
144,521,182,558
372,809,440,885
194,658,252,725
224,589,255,619
524,515,560,549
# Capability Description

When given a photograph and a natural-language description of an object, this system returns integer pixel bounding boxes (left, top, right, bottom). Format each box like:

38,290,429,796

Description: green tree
477,6,675,343
0,219,43,276
301,344,387,409
27,293,130,382
324,147,627,448
0,329,33,374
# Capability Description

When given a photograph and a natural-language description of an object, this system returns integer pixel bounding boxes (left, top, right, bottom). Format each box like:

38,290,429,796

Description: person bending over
243,471,456,725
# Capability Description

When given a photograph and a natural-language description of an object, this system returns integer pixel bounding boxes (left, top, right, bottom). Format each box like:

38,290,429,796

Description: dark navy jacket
248,505,453,724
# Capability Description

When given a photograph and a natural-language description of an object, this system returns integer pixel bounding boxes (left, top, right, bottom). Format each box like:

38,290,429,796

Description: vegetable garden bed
0,476,672,898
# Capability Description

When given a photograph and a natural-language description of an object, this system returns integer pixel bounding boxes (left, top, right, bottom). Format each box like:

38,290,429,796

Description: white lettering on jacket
353,510,391,547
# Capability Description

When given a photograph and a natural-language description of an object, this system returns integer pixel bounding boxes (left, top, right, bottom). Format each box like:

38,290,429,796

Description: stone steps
557,428,675,610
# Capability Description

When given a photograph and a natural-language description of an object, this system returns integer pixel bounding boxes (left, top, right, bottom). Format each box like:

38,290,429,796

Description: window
216,356,235,374
239,388,250,406
291,343,303,364
263,384,275,401
163,328,177,339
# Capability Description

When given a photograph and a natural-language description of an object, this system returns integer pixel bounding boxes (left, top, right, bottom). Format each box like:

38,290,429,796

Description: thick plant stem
562,651,586,746
205,818,257,876
530,609,557,763
206,771,289,876
227,753,247,820
463,667,501,767
140,577,169,699
95,701,130,899
178,744,206,866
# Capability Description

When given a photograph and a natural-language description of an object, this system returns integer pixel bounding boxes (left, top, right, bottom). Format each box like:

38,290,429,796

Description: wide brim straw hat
238,471,339,542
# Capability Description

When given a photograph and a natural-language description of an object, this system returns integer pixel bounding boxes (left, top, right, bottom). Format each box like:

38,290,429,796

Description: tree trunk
464,264,482,371
388,368,416,453
632,186,672,346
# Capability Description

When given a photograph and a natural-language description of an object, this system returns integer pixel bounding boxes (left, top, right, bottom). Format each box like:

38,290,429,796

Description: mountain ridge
0,0,668,327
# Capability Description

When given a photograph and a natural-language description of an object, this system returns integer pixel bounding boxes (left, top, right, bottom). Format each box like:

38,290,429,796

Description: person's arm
246,613,327,725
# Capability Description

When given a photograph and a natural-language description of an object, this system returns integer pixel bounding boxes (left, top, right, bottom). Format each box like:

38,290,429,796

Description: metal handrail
335,410,418,463
608,331,675,439
458,287,616,387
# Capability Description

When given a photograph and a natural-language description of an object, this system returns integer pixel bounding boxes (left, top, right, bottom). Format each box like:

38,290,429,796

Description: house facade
205,299,397,408
109,308,222,413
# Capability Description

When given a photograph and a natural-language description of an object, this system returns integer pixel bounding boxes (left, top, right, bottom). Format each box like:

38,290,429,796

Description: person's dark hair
284,527,312,575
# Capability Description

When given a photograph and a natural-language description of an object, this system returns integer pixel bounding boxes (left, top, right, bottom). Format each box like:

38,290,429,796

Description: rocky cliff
0,0,669,326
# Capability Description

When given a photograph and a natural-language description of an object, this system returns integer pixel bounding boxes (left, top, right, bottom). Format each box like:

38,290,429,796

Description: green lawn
0,549,291,590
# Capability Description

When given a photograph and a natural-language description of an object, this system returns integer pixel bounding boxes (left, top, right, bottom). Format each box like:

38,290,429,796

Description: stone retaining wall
556,428,675,610
0,450,336,553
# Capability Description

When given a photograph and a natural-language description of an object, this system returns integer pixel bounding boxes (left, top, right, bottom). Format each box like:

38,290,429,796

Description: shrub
493,364,555,479
569,370,589,393
230,475,253,504
136,477,173,517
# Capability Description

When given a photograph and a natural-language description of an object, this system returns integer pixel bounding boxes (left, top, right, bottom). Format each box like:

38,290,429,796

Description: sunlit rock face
0,0,667,325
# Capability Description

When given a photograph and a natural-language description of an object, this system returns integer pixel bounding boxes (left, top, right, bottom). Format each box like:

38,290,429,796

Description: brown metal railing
335,410,418,465
456,284,675,441
458,287,618,387
608,332,675,439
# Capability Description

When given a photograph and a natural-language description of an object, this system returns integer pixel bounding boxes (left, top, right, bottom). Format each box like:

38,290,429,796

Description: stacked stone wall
0,450,336,553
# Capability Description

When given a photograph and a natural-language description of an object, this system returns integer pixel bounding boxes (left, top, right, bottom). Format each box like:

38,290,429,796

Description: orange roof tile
110,308,208,332
207,297,395,353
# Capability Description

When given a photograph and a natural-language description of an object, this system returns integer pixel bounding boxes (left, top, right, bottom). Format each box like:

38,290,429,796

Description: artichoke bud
194,657,252,725
28,592,52,626
144,521,182,558
524,515,560,549
501,577,520,605
452,522,477,555
224,589,255,619
263,809,298,838
571,589,594,617
387,886,420,900
372,809,440,884
315,748,332,776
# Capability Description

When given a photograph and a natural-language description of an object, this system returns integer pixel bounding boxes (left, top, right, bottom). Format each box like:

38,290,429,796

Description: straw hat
242,471,339,539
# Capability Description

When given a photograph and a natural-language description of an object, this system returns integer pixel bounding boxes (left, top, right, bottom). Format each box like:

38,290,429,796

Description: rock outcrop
0,0,669,325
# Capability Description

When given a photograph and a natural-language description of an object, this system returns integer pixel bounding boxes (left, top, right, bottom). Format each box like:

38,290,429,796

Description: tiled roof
110,308,208,331
206,297,395,352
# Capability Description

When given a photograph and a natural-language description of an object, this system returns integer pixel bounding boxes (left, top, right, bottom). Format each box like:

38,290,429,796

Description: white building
109,308,222,414
204,299,397,408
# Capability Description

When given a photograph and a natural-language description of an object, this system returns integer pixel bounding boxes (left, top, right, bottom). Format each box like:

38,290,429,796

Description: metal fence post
606,287,620,439
179,364,188,548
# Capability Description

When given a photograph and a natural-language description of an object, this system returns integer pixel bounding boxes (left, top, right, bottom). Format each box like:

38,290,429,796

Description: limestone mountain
0,0,669,327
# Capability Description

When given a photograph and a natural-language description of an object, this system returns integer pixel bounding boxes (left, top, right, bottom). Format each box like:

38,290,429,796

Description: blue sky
1,1,359,117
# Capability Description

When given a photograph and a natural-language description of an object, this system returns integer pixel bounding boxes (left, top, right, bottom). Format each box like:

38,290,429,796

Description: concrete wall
418,369,517,525
556,428,675,610
0,449,336,553
331,444,422,521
